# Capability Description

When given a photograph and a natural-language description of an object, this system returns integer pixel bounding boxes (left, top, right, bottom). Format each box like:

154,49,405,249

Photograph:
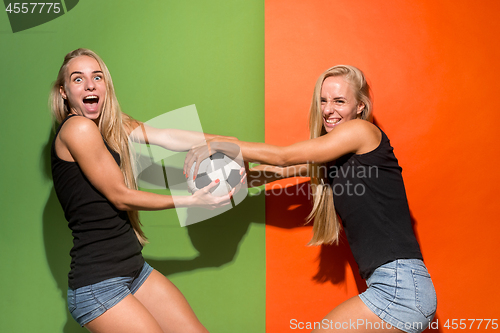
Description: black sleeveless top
327,128,423,279
51,115,144,289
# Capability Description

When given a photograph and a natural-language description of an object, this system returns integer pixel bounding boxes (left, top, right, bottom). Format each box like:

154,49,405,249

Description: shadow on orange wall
265,181,366,294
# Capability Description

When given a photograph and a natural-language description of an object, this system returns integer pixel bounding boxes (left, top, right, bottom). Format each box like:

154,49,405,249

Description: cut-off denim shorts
359,259,437,333
67,262,153,327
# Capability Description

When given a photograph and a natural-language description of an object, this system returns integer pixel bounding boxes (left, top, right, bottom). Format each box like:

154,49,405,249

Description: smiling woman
186,65,436,333
48,48,236,333
320,74,366,132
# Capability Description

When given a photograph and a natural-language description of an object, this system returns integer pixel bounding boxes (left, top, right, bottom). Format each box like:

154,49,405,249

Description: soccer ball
187,152,242,197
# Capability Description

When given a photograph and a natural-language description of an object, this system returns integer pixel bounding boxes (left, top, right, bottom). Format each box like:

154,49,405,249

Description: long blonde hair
50,48,147,245
306,65,372,245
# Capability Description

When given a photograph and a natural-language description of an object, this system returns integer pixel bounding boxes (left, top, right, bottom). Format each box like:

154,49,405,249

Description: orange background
265,0,500,332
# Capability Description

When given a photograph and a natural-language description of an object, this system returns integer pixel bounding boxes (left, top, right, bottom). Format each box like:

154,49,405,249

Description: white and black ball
187,152,242,196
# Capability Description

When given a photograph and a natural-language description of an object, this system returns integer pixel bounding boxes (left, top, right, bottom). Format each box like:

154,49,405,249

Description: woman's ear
59,86,67,100
357,101,365,115
356,102,366,118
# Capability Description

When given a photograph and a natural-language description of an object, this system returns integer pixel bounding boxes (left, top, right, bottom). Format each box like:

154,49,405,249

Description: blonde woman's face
60,56,105,122
320,76,364,133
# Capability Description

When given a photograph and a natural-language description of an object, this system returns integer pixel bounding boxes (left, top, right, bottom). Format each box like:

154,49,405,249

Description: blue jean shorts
359,259,437,333
67,262,154,327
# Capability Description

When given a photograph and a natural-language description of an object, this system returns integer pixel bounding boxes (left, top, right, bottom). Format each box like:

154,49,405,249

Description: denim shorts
67,262,154,327
359,259,437,333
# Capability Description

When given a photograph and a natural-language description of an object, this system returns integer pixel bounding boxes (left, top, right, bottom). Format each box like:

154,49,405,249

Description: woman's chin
78,111,101,123
323,123,336,133
81,103,102,119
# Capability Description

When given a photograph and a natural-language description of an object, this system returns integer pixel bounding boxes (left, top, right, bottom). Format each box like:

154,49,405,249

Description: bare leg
134,269,209,333
84,294,163,333
311,296,404,332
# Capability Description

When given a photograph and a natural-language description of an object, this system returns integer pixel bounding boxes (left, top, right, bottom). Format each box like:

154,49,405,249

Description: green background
0,1,265,332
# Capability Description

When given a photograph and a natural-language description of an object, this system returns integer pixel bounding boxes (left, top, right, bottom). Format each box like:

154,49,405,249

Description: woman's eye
335,100,345,104
94,76,102,81
74,77,82,83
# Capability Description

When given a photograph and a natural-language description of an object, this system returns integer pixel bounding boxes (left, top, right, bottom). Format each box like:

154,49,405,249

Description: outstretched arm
124,115,236,152
246,164,309,188
185,119,381,173
223,120,380,165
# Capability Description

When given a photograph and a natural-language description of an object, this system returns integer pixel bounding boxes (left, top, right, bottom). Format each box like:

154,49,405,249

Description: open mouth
83,95,99,105
82,95,100,112
324,118,341,125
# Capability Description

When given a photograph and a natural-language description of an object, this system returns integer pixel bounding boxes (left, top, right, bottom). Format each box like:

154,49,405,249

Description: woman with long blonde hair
186,65,437,333
50,48,234,332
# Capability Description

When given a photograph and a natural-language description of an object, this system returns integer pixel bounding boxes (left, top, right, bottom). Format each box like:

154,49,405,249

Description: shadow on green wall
148,193,263,276
265,181,368,293
41,128,82,332
40,128,263,332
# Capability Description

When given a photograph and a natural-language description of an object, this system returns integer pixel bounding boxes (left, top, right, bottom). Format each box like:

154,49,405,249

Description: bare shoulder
55,116,104,161
349,119,382,154
328,119,382,154
340,118,377,132
59,116,101,143
58,116,108,158
328,119,378,137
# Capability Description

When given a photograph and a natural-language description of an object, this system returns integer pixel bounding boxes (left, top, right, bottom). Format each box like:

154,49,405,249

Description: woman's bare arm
246,164,309,188
124,116,236,152
185,119,381,173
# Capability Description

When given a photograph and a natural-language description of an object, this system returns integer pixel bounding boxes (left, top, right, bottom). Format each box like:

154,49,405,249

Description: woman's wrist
210,140,241,160
170,194,195,208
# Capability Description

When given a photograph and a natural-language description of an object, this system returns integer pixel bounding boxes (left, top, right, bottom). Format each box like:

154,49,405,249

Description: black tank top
328,128,423,279
51,115,144,289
